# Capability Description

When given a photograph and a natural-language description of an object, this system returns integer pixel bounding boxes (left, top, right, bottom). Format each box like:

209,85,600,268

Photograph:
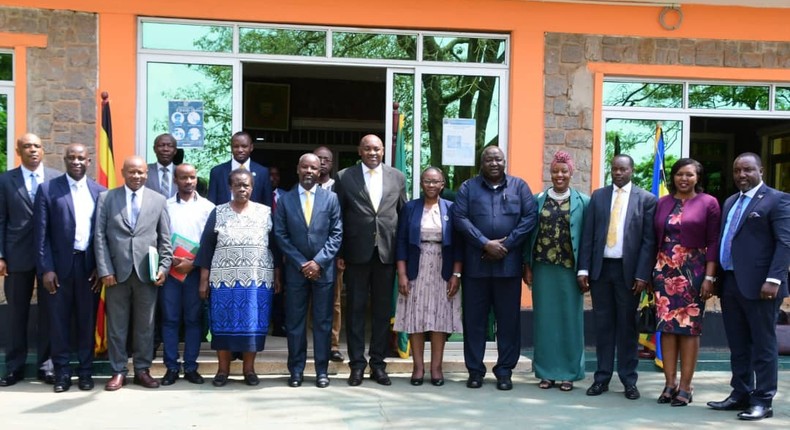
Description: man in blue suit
274,153,342,389
34,144,106,392
207,131,272,207
708,152,790,421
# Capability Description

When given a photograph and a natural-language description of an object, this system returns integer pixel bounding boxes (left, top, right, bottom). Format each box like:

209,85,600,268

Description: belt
421,240,442,244
73,250,86,255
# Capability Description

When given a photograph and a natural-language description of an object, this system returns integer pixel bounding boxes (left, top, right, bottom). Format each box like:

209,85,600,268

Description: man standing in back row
207,131,272,207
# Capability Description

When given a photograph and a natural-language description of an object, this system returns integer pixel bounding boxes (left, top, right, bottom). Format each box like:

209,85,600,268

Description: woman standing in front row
394,167,463,387
523,151,589,392
653,158,720,406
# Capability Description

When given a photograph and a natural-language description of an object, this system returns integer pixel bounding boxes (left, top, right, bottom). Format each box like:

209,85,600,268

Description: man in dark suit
94,156,172,391
707,152,790,421
453,145,537,391
33,144,106,392
334,134,406,386
207,131,272,207
145,133,178,199
577,154,657,400
274,153,343,388
0,133,61,387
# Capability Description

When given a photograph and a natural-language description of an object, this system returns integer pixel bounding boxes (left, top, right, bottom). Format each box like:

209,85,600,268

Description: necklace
548,188,570,201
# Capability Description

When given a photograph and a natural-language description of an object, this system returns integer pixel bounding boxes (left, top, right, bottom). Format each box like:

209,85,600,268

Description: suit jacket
334,164,407,264
34,174,106,279
577,183,657,283
720,184,790,300
396,197,462,281
94,185,173,283
655,193,721,262
207,160,272,207
273,186,342,284
0,166,61,271
145,162,177,199
524,188,589,272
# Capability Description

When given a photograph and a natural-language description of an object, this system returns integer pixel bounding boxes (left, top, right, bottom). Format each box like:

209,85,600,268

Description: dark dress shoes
288,373,304,387
38,370,56,385
78,376,94,391
244,372,260,386
212,373,229,387
370,368,391,386
184,371,204,384
0,372,24,387
133,371,160,389
330,350,345,362
624,385,641,400
586,382,609,396
431,378,445,387
738,405,773,421
466,374,483,389
347,368,364,386
316,374,330,388
53,375,72,393
496,376,513,391
161,369,179,386
707,396,750,411
105,374,127,391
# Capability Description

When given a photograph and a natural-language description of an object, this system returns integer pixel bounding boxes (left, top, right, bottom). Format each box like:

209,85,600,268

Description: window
0,51,13,172
239,28,326,56
141,22,232,52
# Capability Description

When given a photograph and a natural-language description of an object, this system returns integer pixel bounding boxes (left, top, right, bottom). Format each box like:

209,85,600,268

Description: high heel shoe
410,371,424,386
657,385,677,404
671,389,693,407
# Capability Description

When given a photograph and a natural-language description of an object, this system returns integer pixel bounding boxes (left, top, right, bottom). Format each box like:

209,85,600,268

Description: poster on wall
441,118,476,166
169,100,205,148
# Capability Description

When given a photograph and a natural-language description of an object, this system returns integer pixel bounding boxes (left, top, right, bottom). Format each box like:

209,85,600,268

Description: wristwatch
452,272,462,279
704,275,717,283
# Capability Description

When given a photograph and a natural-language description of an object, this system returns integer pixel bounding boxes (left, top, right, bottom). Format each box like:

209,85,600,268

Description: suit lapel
350,166,374,210
57,177,77,226
735,186,768,235
12,169,34,207
600,185,614,228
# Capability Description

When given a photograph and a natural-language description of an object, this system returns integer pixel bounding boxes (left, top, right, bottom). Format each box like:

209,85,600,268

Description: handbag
637,292,657,334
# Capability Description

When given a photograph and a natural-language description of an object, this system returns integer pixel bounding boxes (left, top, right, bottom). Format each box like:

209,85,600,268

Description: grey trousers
105,274,158,375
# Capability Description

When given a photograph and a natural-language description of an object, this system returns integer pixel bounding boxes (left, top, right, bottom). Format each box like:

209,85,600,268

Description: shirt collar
175,191,199,203
66,174,87,188
741,181,764,199
362,163,383,175
20,164,45,178
299,184,317,195
156,162,173,173
480,173,508,190
231,158,248,171
614,182,633,194
125,185,144,197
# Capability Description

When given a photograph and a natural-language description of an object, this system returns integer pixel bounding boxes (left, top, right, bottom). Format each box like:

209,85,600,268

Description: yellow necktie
304,190,312,226
239,163,246,170
369,169,379,212
606,188,624,248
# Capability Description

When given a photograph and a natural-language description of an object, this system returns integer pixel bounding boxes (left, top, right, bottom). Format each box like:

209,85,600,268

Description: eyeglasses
421,180,444,186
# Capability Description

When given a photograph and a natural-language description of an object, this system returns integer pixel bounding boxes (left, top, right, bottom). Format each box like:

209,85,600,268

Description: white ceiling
534,0,790,8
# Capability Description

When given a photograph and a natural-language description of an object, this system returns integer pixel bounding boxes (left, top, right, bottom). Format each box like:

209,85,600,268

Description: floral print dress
653,199,707,336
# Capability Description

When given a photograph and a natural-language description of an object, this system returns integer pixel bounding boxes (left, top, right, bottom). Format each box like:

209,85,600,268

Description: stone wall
543,33,790,193
0,7,97,170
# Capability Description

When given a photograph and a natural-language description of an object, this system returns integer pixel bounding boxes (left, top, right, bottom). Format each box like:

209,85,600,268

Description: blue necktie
131,192,140,229
720,194,746,270
29,173,38,200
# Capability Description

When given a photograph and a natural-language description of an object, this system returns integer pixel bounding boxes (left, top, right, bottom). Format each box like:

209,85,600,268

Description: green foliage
0,53,12,81
0,95,7,172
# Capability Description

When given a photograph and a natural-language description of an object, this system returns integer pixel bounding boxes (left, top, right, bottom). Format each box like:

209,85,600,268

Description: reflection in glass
604,119,682,191
394,74,415,195
603,82,682,108
141,22,232,52
239,28,326,56
146,62,232,180
0,94,7,171
332,32,416,60
0,53,12,81
422,36,506,64
776,87,790,111
688,84,769,110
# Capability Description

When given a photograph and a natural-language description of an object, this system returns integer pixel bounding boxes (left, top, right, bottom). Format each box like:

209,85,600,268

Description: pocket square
748,212,761,218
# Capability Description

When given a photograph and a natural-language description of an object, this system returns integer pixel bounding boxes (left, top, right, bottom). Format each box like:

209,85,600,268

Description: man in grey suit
577,154,657,400
334,135,406,386
145,133,178,199
94,156,172,391
0,133,61,387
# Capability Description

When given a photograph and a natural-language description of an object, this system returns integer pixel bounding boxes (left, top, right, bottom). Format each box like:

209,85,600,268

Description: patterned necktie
720,194,747,270
304,190,312,226
160,166,170,197
368,169,379,212
606,188,624,248
29,173,39,200
131,192,140,229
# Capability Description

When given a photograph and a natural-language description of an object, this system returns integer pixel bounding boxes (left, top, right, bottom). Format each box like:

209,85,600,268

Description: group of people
0,131,787,422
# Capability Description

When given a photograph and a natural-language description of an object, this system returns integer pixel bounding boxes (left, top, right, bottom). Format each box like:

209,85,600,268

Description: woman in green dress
523,151,589,392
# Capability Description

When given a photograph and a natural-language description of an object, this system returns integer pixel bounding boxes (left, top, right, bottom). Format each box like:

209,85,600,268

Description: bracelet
704,275,717,283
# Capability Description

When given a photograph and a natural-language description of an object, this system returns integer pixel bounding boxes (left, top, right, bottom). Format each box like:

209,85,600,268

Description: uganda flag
98,94,116,188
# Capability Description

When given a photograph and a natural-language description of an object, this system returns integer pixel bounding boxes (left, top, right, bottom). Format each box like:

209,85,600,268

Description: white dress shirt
362,164,383,211
166,192,215,244
603,181,632,259
67,175,94,251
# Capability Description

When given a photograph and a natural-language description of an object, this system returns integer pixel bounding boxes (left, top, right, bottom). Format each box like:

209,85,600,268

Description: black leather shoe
586,382,609,396
330,350,345,362
707,396,750,411
624,385,640,400
161,369,179,386
496,376,513,391
244,372,260,386
212,373,228,387
347,368,364,386
38,370,56,385
288,373,303,387
370,368,391,386
78,376,94,391
184,371,204,384
53,375,72,393
738,405,773,421
316,374,330,388
431,378,445,387
466,374,483,389
0,372,24,387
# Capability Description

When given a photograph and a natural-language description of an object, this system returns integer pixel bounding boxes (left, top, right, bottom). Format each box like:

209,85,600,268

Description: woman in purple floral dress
653,158,721,407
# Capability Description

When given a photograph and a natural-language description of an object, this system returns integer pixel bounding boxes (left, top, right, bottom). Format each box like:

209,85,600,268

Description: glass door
768,132,790,193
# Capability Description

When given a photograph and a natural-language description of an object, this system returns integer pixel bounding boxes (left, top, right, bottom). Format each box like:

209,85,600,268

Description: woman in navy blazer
652,158,721,406
393,167,463,387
